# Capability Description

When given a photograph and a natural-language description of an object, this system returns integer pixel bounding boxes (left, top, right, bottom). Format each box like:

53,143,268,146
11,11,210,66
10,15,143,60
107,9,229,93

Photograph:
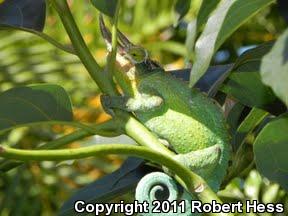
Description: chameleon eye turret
124,46,148,64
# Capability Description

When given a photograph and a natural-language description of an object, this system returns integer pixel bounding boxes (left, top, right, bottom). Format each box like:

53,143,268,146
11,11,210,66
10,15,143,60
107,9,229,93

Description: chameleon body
99,16,230,206
104,67,230,191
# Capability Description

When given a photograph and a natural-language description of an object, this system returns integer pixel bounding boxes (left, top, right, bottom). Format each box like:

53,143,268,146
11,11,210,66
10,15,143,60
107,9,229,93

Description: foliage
0,0,287,215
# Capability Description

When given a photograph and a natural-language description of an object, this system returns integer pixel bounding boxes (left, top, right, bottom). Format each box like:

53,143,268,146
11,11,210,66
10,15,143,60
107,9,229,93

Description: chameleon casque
99,16,230,211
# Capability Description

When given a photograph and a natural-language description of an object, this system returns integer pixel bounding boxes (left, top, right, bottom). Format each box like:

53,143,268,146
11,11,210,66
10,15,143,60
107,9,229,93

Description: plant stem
0,120,120,137
0,129,90,172
50,0,116,95
0,144,233,216
49,0,174,156
121,113,175,157
0,120,120,172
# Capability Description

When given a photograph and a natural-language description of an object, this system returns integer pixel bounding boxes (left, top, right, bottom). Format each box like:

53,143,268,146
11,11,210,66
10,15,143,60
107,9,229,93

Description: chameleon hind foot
174,144,221,182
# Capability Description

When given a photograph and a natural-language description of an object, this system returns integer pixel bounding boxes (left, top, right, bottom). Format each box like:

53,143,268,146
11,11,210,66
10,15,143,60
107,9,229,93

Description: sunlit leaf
196,0,220,31
190,0,274,86
261,29,288,107
254,114,288,191
174,0,191,24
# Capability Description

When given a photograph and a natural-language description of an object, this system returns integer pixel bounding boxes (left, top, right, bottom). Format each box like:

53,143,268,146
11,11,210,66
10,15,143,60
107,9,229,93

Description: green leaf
174,0,191,24
260,29,288,107
91,0,118,17
169,64,232,94
189,0,274,86
185,1,220,62
196,0,220,31
221,72,276,109
0,84,73,132
220,42,287,115
226,102,245,137
0,0,46,31
59,158,149,216
233,107,268,151
254,114,288,191
0,0,74,54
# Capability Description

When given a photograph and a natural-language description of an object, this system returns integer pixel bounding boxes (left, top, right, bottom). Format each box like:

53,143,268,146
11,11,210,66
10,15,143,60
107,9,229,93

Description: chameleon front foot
100,94,116,116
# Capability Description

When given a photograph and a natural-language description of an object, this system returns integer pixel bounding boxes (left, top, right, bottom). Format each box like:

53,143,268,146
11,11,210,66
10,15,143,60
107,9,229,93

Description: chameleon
99,16,230,196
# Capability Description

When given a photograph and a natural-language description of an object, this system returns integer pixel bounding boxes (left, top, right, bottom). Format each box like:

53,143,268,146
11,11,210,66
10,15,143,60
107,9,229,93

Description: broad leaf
185,0,220,62
226,102,245,138
91,0,118,17
174,0,191,24
261,29,288,107
233,108,268,151
277,0,288,24
196,0,220,31
254,114,288,191
0,84,73,132
59,158,152,216
221,72,276,109
0,0,75,54
220,42,287,115
0,0,46,31
169,64,233,94
190,0,274,86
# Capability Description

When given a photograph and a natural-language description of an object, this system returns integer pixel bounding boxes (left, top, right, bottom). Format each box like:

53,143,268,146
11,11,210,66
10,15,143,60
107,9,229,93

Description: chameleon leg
100,94,163,113
174,144,221,181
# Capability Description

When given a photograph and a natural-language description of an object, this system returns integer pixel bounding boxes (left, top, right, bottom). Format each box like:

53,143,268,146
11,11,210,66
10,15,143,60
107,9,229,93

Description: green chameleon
99,16,230,212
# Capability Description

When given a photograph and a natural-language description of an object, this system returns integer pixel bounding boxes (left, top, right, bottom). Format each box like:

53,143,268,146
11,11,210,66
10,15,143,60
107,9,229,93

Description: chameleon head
99,15,160,74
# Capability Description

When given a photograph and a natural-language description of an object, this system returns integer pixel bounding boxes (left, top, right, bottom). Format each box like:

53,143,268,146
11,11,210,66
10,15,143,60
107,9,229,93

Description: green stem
0,130,90,172
121,113,175,157
50,0,174,159
50,0,116,95
0,120,120,172
0,120,119,136
0,144,233,216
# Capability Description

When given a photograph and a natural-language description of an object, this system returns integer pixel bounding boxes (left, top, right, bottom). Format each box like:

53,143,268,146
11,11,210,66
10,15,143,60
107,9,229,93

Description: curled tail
135,172,199,216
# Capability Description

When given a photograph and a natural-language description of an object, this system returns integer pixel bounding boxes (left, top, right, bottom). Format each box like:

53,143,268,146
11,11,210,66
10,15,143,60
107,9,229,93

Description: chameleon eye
128,47,147,63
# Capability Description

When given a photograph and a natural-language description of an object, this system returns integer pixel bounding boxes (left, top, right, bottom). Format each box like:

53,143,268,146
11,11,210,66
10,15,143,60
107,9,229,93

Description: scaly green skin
99,21,230,209
103,68,230,191
135,70,230,191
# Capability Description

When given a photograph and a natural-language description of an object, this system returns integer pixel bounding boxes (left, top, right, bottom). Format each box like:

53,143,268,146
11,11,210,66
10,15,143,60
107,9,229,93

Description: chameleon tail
135,172,199,216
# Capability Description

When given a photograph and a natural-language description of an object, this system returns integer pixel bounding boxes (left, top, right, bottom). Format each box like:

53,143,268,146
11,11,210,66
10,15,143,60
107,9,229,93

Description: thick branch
50,0,116,95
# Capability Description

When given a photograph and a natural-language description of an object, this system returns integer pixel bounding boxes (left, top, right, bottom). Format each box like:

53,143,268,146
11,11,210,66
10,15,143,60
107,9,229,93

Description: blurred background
0,0,287,215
